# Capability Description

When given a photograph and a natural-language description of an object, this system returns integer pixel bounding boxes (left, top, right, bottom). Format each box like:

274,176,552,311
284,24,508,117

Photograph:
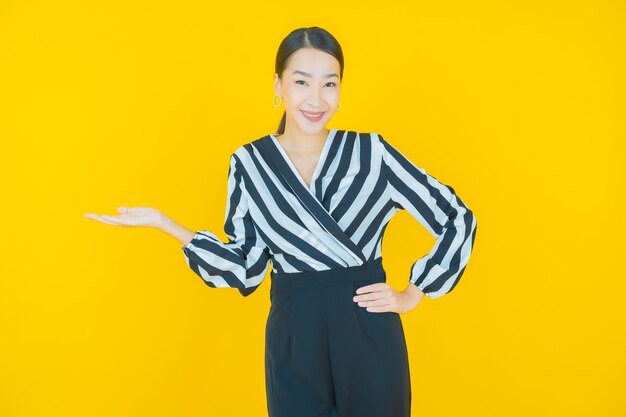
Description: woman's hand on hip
353,281,425,314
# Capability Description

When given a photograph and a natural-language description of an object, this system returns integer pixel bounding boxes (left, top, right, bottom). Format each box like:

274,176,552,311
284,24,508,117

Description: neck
277,126,330,153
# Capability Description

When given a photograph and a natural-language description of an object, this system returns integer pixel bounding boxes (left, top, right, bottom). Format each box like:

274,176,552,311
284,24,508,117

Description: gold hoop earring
337,104,340,112
273,94,283,107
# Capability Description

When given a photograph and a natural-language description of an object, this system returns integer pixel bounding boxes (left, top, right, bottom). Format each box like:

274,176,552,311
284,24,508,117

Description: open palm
84,206,162,228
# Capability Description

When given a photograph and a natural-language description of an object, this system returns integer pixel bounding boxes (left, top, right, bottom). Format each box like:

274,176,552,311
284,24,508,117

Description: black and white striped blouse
182,128,477,299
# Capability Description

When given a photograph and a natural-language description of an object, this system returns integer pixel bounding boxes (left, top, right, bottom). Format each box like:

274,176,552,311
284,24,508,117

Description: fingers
353,283,397,312
355,294,395,312
356,297,392,308
353,289,392,302
363,304,394,313
354,291,393,304
355,282,389,294
101,214,131,225
84,212,135,226
364,304,395,313
354,282,392,299
354,291,397,313
84,213,123,226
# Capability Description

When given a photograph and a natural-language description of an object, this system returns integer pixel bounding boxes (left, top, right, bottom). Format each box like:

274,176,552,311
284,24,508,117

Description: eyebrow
292,70,338,79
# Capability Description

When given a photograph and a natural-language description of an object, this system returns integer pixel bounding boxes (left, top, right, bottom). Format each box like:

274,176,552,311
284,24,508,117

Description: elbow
238,284,261,297
468,208,477,247
461,205,477,245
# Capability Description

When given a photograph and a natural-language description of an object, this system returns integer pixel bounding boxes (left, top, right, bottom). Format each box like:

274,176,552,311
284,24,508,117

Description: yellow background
1,1,624,416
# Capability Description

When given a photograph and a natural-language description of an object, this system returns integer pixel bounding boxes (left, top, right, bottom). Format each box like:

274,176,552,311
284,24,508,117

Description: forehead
286,48,340,76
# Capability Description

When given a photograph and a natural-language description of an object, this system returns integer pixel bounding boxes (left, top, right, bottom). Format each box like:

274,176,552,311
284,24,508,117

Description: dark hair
275,26,344,135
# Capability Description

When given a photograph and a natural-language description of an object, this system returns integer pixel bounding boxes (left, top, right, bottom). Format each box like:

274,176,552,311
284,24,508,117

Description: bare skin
85,47,425,313
83,207,195,246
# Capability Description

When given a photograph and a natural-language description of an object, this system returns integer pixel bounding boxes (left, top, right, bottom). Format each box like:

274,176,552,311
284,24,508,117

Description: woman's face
274,47,341,135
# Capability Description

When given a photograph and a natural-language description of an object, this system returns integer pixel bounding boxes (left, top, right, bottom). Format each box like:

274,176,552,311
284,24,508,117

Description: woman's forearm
159,214,196,246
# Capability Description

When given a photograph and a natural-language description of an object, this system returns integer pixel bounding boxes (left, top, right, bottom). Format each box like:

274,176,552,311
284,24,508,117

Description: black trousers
265,257,412,417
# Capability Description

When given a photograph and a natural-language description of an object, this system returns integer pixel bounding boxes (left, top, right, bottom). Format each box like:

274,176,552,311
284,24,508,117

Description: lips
301,110,325,122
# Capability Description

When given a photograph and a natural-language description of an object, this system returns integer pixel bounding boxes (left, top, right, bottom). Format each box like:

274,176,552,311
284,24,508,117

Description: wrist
158,213,174,232
403,282,425,299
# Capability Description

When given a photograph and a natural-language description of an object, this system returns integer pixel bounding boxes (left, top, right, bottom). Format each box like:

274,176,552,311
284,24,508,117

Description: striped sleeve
181,154,272,297
378,134,478,299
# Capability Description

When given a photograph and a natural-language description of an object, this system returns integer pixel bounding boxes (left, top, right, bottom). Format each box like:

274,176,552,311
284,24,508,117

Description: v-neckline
269,128,336,193
261,128,366,265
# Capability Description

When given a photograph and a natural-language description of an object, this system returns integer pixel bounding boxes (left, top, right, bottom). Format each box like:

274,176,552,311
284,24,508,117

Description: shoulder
328,130,386,160
228,133,274,176
368,131,395,154
347,129,384,143
335,129,384,146
230,133,270,160
352,130,386,153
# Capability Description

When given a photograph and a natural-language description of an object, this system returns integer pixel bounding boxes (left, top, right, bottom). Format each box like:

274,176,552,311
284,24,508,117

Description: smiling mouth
301,110,325,121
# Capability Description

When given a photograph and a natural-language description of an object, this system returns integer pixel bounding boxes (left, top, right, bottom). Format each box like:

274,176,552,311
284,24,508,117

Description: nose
307,86,323,106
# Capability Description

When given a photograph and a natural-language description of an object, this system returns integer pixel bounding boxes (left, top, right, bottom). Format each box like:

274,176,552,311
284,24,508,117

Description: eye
294,80,337,87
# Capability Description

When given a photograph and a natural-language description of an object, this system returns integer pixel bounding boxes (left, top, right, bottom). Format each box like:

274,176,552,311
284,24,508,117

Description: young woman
85,26,478,417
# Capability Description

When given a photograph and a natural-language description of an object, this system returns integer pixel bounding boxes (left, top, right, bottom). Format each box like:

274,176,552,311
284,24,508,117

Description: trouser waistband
270,257,386,292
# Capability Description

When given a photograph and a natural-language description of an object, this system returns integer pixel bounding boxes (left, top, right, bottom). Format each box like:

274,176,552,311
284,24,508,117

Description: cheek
285,89,307,104
322,90,339,104
280,93,296,108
